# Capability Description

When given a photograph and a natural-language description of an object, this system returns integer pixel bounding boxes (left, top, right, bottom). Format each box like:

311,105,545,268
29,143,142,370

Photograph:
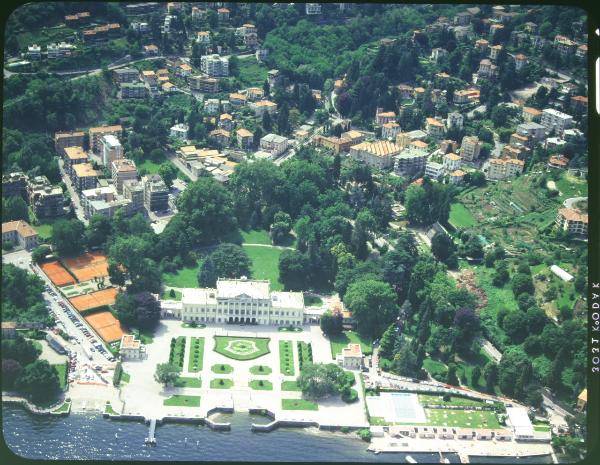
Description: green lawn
53,401,71,414
188,337,205,372
163,395,201,407
242,245,284,291
281,380,302,391
162,262,202,288
136,159,162,175
52,363,68,390
161,289,182,301
423,358,447,381
210,378,234,389
237,59,269,87
33,222,55,240
250,365,272,375
211,363,234,374
282,399,319,411
304,295,323,306
121,372,130,384
449,203,477,229
214,336,270,361
169,336,187,370
425,408,500,429
279,340,295,376
174,376,202,388
329,331,372,358
418,394,485,408
104,402,118,415
249,379,273,390
241,229,272,245
297,341,313,370
555,172,587,198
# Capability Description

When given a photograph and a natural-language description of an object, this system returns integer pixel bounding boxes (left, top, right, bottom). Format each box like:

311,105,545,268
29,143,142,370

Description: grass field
174,377,202,388
162,262,201,288
121,372,130,384
52,363,67,390
279,340,295,376
423,358,447,381
211,363,234,374
241,229,272,245
163,395,201,407
33,222,55,240
282,380,302,391
214,336,270,361
297,341,313,370
449,203,477,228
169,336,187,370
418,394,485,408
237,59,269,87
282,399,319,411
250,365,272,375
53,402,71,414
249,379,273,390
304,295,323,306
161,289,182,301
329,331,373,358
242,245,283,291
425,408,500,429
210,378,234,389
187,337,205,372
555,172,587,198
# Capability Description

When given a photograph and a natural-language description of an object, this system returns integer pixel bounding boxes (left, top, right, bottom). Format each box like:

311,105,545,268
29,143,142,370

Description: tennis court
40,261,76,287
84,311,126,343
69,288,119,312
64,251,109,282
366,393,428,424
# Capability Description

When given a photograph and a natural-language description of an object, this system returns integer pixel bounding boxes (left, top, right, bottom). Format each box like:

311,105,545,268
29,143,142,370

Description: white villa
336,343,364,370
119,334,145,360
164,278,305,326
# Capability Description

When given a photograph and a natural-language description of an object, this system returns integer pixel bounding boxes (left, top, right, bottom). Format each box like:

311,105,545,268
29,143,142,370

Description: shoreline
2,400,555,461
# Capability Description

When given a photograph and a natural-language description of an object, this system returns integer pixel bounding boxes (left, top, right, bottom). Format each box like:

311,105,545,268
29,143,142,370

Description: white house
336,343,363,370
170,123,189,141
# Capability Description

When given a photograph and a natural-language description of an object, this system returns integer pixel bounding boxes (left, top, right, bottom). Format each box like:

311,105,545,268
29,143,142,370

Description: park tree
483,361,498,392
446,363,459,385
320,311,343,336
511,273,535,297
493,260,510,287
453,307,480,353
1,196,29,222
279,250,311,291
343,279,398,338
15,360,60,403
31,245,51,263
85,214,112,249
51,218,85,257
392,342,423,378
197,243,252,287
1,336,41,366
297,363,347,399
431,233,458,268
114,292,161,330
270,211,292,244
109,236,161,293
1,359,23,390
502,310,528,343
471,366,481,386
154,362,180,386
158,162,178,188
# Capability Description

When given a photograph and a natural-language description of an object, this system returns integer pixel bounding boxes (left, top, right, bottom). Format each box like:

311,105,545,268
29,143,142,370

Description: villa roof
559,208,588,224
2,220,38,238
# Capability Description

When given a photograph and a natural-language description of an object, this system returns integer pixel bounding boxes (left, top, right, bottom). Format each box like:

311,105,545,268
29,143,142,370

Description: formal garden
279,340,295,376
214,336,270,361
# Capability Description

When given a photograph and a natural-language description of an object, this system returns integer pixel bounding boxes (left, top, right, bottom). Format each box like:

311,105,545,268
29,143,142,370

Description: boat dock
145,418,157,445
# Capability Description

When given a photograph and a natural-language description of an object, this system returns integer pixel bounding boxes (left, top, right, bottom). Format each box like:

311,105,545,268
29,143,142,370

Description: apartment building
446,112,464,131
516,122,547,143
89,125,123,153
142,174,169,212
522,106,542,122
443,153,462,171
80,185,131,219
72,163,98,192
55,131,85,154
188,75,219,93
113,67,139,83
541,108,573,134
27,176,66,219
250,100,277,116
426,117,446,139
101,135,123,166
424,161,444,180
63,146,89,178
382,122,401,140
2,172,28,199
236,128,254,150
200,54,229,77
260,134,289,157
349,140,400,170
486,158,524,180
120,82,147,99
393,147,428,177
111,159,138,194
122,179,145,214
555,208,588,235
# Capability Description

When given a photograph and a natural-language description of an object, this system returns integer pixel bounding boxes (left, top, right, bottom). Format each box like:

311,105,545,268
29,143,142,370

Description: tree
197,243,252,287
379,324,399,359
483,361,498,392
15,360,60,403
270,211,292,244
2,359,23,390
431,232,457,267
279,250,310,291
471,366,481,386
154,362,180,386
511,273,535,297
277,102,290,135
297,363,346,399
446,363,459,385
85,215,112,249
502,310,528,343
453,307,480,352
114,292,161,330
493,260,510,287
51,218,85,256
263,79,270,97
320,311,343,336
343,280,398,338
229,55,240,77
393,343,422,378
1,196,29,222
262,111,272,131
158,162,178,188
31,245,51,263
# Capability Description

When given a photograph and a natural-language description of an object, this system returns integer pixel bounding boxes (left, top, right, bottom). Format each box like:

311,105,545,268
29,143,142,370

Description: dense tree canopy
343,279,399,338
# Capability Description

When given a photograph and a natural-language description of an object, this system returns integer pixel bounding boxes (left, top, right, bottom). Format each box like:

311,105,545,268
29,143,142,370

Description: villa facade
168,278,305,326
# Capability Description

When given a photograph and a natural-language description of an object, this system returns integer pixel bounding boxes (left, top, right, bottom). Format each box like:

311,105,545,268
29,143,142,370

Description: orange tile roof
220,113,233,120
559,208,588,224
411,140,429,149
73,163,97,177
578,389,587,402
64,146,88,160
523,107,542,115
446,153,461,161
2,220,38,237
426,117,445,127
237,128,253,137
89,125,122,134
352,140,400,157
450,169,465,177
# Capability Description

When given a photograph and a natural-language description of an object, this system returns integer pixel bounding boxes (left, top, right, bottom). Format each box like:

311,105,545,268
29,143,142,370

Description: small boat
114,433,118,439
406,456,418,463
374,450,381,455
439,451,450,463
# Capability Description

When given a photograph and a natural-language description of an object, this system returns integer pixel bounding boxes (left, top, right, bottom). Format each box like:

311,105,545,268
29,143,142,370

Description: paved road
479,338,502,363
167,152,198,181
563,196,586,208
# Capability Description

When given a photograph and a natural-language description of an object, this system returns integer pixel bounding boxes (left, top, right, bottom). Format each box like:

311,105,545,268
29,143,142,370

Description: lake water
1,405,550,463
